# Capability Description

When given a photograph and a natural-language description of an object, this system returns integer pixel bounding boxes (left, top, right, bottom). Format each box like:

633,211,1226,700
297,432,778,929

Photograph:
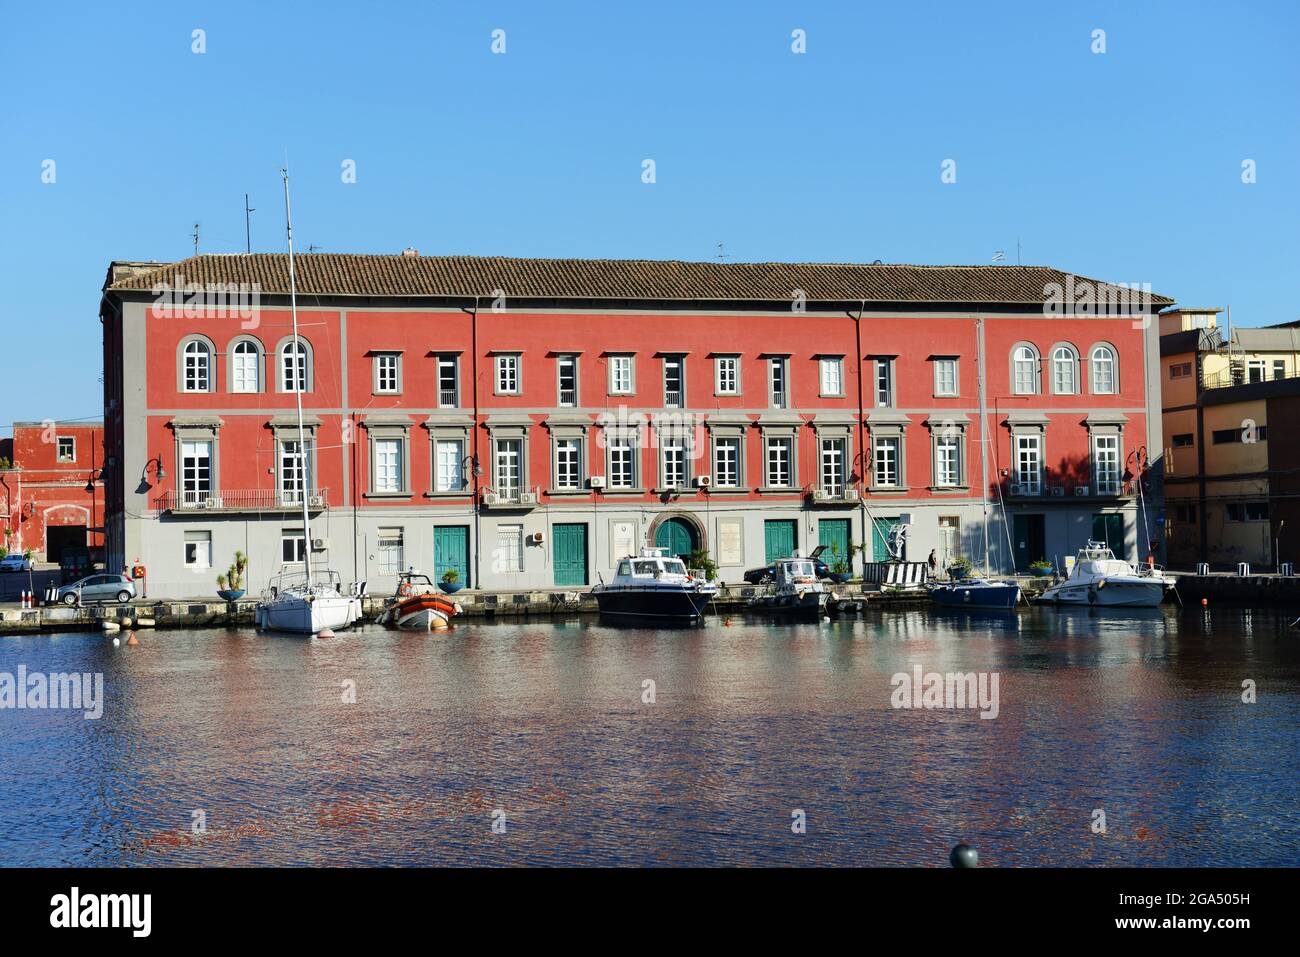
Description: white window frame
1093,433,1122,495
607,433,637,489
497,524,524,574
933,358,958,397
435,438,465,493
557,354,579,407
765,436,794,488
875,358,894,408
820,437,846,495
374,352,401,395
663,355,685,408
819,357,844,397
1014,433,1043,494
180,439,213,505
377,527,405,574
873,436,900,488
769,357,788,409
437,355,459,408
554,436,583,490
714,436,741,488
232,340,262,394
1012,345,1039,396
56,436,76,463
373,438,404,494
280,340,309,393
184,530,212,568
1051,345,1079,395
608,354,634,396
494,353,521,396
1090,345,1116,395
715,355,740,396
182,339,213,393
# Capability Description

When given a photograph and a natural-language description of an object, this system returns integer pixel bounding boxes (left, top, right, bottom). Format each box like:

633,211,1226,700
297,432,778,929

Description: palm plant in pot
1028,559,1054,578
216,550,248,601
827,541,856,583
947,556,974,580
439,568,464,594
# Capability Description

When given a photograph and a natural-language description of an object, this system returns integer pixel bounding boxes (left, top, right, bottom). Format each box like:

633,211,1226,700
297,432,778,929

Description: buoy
126,633,139,646
950,843,979,868
316,629,336,639
101,621,120,633
112,637,120,647
135,618,156,628
1201,598,1208,607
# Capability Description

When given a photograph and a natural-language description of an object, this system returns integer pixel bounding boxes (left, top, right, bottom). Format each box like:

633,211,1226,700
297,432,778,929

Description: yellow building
1161,308,1300,568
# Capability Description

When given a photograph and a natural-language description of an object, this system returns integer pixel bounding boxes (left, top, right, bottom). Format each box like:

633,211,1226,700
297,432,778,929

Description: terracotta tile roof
106,253,1174,307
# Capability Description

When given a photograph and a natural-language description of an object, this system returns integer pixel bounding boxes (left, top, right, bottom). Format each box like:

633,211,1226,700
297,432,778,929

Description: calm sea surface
1,607,1296,866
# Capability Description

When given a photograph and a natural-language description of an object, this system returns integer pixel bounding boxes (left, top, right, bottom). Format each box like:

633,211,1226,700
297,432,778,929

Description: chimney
401,247,419,257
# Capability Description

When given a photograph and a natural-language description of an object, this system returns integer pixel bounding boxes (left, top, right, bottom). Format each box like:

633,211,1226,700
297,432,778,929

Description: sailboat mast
976,316,991,574
281,169,313,589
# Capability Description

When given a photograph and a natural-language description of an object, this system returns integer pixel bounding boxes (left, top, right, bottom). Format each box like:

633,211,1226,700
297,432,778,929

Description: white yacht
1038,541,1174,608
747,556,831,620
592,548,718,625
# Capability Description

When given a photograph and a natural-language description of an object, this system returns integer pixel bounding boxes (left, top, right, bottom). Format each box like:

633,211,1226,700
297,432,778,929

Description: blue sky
0,0,1296,425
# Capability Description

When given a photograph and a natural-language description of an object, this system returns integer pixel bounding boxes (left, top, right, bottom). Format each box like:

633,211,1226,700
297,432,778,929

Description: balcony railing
154,488,330,512
438,389,459,407
1203,365,1300,390
559,388,577,407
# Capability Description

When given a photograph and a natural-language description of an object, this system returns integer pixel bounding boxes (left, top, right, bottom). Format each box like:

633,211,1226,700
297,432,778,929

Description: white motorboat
376,572,463,631
591,548,718,625
1038,541,1174,608
747,556,831,620
256,568,363,633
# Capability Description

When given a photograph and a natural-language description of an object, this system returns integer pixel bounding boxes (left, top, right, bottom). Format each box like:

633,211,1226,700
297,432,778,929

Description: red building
99,254,1171,598
0,421,106,564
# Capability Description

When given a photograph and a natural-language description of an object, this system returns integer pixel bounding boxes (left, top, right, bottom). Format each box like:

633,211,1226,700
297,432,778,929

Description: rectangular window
1014,434,1042,494
495,354,520,395
1247,359,1267,384
495,439,522,499
1274,359,1286,381
1211,427,1266,444
876,359,894,407
664,356,684,408
820,438,846,495
714,437,740,488
1093,434,1121,494
497,524,524,573
715,356,739,395
1171,433,1194,448
378,527,404,574
435,439,464,492
769,358,787,409
183,530,212,567
281,530,306,564
608,436,635,489
375,353,400,394
661,438,687,489
557,355,578,407
181,440,213,505
437,356,458,408
1227,502,1269,522
609,355,634,395
555,438,582,490
373,438,403,494
56,437,75,462
1174,504,1197,524
935,436,961,487
819,357,843,397
1169,362,1193,380
279,439,311,505
766,437,793,487
873,437,900,487
933,358,958,397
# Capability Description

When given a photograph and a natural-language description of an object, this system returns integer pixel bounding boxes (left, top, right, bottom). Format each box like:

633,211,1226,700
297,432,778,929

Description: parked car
56,574,135,605
59,546,92,583
743,545,830,584
0,554,33,573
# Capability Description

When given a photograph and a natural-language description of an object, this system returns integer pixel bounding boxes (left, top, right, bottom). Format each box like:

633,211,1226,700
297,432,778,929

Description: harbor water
1,607,1296,866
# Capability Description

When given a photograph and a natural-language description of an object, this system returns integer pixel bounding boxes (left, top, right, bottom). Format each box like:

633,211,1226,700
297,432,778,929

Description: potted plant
827,542,857,583
1028,559,1054,578
439,568,464,594
686,548,718,582
947,556,974,580
216,550,248,601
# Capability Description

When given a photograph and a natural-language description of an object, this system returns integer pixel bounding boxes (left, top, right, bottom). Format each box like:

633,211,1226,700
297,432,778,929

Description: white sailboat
254,170,362,636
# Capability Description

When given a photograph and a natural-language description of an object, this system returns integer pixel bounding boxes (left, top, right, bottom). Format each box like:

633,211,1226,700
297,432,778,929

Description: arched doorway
654,517,699,561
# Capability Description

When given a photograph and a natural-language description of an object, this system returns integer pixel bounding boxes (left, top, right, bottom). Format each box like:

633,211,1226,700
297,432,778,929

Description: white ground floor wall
111,498,1162,599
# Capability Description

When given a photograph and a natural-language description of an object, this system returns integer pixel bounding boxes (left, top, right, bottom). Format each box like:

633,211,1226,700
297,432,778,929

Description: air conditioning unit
842,488,861,503
694,475,712,488
811,489,828,502
306,494,326,509
1050,486,1065,497
1075,486,1090,496
1010,483,1024,496
897,512,913,525
519,491,540,506
311,537,329,551
529,531,544,545
482,490,499,506
588,476,607,489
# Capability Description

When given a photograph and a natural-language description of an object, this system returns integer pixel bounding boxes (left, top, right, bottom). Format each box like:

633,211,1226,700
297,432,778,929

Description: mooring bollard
950,843,979,868
1196,562,1210,576
1282,563,1294,577
1237,563,1251,577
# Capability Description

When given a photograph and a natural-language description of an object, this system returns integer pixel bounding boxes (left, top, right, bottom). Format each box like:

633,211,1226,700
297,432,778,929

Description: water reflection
1,606,1297,866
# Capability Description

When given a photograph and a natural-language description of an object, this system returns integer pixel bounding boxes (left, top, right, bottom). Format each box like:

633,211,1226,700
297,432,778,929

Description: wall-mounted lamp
85,468,104,494
137,455,167,495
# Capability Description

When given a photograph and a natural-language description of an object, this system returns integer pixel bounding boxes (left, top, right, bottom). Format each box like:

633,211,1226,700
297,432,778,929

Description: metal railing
154,488,329,512
438,389,459,407
1202,365,1300,390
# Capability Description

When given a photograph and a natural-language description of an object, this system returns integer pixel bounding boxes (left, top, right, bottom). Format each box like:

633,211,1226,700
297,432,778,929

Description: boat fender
1097,579,1107,590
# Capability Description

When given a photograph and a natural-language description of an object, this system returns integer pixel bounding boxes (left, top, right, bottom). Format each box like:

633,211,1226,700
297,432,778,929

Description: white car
0,554,33,573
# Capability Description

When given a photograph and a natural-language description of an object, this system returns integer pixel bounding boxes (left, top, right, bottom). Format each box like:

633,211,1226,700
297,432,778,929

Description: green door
764,520,797,563
1012,514,1046,573
819,519,850,569
872,517,898,561
654,517,697,561
1092,513,1125,559
434,525,469,587
553,523,588,586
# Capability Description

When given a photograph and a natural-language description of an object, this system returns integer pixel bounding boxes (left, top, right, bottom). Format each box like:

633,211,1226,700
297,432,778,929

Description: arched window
1012,344,1039,395
182,339,213,392
1051,345,1079,395
1090,344,1117,394
231,339,262,393
280,339,310,393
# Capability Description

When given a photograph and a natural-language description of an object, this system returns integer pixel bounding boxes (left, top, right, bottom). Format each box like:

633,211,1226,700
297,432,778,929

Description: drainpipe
853,300,867,577
461,296,481,589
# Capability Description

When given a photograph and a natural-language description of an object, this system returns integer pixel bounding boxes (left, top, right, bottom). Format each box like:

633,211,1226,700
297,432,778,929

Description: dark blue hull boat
927,578,1021,610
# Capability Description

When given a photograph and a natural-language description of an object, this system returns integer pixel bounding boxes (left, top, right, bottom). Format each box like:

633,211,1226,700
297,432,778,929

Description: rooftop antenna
1016,238,1021,266
244,194,255,253
715,241,730,262
991,250,1005,263
192,223,200,255
308,244,322,254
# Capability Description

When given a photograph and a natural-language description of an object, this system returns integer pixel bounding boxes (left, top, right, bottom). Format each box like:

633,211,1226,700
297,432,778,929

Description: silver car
57,574,135,605
0,554,33,573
